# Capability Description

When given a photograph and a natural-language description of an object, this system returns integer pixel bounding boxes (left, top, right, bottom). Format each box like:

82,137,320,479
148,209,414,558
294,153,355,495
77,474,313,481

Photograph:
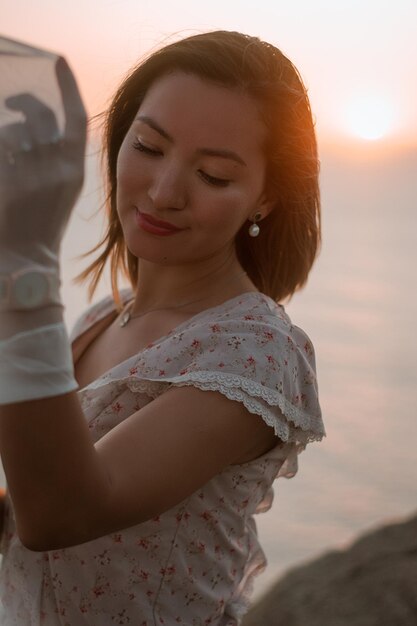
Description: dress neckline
74,290,279,392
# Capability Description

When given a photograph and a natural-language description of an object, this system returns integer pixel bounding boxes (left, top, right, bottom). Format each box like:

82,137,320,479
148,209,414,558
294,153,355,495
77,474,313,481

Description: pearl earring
248,212,262,237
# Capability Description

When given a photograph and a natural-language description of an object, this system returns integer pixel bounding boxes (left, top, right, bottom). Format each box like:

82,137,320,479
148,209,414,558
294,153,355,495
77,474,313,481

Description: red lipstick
135,209,185,236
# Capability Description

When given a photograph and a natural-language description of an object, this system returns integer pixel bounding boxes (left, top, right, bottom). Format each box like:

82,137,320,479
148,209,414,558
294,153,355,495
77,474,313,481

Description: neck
128,255,256,317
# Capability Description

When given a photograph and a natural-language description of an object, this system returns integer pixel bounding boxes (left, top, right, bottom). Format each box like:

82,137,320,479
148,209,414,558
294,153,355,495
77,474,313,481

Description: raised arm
0,40,280,553
0,385,277,551
0,43,88,544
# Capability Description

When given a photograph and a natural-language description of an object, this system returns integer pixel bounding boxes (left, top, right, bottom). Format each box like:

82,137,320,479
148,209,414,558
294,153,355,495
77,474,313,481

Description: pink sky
2,0,417,151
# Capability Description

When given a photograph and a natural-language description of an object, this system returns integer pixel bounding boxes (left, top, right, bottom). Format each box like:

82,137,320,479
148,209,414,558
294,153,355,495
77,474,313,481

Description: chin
124,241,176,266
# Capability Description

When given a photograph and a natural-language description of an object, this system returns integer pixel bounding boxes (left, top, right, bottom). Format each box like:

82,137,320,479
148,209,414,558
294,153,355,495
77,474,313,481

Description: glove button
13,271,50,309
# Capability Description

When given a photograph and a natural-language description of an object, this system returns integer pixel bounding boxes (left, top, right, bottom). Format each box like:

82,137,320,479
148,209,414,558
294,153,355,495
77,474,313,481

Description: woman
0,31,325,624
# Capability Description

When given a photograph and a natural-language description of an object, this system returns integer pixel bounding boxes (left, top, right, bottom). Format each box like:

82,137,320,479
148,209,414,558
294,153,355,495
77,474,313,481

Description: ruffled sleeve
126,294,325,450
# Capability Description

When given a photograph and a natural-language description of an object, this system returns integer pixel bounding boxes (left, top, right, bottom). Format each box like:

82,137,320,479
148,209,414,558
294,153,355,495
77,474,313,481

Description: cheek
195,188,252,233
116,149,151,215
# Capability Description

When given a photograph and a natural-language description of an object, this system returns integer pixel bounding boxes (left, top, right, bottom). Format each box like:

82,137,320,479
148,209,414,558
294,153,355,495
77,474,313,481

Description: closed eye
132,139,230,187
198,170,230,187
132,139,162,156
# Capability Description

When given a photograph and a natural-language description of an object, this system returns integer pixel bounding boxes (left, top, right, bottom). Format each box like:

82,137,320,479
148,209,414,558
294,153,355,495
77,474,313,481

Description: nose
148,162,188,210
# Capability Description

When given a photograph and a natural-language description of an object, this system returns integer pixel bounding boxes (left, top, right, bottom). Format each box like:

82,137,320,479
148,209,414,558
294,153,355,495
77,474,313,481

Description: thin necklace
119,271,249,328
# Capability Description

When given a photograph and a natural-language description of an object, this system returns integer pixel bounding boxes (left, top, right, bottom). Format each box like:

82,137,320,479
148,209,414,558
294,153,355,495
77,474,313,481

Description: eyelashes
131,139,231,188
197,170,230,187
132,139,162,156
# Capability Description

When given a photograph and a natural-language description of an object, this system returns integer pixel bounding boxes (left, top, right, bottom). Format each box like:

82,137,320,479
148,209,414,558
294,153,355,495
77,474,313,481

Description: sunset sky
1,1,416,592
2,0,417,151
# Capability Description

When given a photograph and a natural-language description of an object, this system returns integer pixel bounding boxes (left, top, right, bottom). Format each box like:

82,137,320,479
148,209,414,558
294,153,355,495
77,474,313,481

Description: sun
342,95,396,140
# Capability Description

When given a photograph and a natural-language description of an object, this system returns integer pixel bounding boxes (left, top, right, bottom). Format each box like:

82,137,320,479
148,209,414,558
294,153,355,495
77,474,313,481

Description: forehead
135,71,266,152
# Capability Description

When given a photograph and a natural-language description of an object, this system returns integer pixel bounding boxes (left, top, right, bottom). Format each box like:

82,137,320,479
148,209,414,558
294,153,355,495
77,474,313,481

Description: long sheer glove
0,37,86,404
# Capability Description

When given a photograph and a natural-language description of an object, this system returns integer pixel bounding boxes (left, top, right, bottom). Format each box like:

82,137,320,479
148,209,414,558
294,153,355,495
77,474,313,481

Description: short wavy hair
74,30,321,312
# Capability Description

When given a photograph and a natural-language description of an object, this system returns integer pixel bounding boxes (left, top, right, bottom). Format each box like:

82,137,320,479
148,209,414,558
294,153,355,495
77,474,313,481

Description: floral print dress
0,289,325,625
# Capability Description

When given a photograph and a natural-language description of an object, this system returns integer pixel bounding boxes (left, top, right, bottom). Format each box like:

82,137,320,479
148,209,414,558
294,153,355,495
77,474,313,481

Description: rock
242,511,417,626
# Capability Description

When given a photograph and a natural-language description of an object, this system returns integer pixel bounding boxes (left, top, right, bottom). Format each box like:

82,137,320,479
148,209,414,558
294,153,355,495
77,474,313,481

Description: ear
257,191,275,220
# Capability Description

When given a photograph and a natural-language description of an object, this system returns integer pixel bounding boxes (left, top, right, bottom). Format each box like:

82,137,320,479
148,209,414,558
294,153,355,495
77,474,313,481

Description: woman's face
116,71,271,267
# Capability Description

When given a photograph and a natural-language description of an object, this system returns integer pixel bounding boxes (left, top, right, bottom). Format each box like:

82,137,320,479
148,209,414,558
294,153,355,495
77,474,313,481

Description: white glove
0,37,87,404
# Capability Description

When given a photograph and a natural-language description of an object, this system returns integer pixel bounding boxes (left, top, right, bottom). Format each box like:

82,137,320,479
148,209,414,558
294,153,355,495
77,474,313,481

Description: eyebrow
135,114,247,167
136,115,172,141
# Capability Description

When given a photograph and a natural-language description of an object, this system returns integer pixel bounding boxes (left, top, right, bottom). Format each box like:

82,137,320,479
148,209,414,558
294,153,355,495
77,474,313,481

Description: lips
135,207,184,236
136,209,183,231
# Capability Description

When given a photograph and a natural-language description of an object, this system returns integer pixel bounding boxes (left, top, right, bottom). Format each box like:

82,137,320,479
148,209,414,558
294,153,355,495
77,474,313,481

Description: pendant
120,311,131,327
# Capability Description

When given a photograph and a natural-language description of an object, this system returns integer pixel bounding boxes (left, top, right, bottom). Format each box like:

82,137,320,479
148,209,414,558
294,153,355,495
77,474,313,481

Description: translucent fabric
0,35,64,138
0,35,86,404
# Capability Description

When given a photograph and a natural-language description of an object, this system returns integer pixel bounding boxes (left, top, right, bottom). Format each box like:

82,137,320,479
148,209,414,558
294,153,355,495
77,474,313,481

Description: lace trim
176,380,322,445
77,378,166,413
124,378,168,399
126,370,324,445
77,374,317,485
79,370,324,444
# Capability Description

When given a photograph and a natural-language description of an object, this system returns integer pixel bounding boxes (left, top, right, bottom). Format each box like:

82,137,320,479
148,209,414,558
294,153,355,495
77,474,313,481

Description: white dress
0,289,325,625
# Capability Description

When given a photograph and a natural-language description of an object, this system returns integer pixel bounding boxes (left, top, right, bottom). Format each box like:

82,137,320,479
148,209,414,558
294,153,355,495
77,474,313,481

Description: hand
0,52,86,401
0,56,87,281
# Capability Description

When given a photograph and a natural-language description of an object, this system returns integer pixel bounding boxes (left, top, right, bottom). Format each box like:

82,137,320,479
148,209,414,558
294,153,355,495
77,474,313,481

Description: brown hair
73,30,321,312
